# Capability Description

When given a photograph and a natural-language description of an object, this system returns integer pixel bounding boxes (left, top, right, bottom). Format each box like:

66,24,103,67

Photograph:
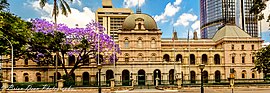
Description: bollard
110,78,115,90
1,80,10,93
176,78,182,89
155,78,159,87
57,79,65,92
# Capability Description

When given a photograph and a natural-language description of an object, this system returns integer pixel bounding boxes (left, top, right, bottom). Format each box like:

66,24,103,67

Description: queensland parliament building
1,0,264,87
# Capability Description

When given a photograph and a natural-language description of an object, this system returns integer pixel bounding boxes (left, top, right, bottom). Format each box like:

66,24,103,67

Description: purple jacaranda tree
28,18,121,78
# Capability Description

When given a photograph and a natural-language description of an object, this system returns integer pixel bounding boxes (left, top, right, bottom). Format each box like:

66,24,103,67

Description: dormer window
138,23,142,29
135,18,145,30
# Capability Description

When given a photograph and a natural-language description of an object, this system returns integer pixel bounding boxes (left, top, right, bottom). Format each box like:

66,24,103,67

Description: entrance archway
153,69,161,85
169,69,175,85
82,72,89,86
106,70,114,85
190,71,196,83
122,70,130,86
138,69,146,85
215,70,221,82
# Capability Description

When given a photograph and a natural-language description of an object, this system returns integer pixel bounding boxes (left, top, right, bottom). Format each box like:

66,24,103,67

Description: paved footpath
7,87,270,93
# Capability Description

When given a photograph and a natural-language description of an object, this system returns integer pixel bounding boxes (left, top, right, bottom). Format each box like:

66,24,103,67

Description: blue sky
7,0,270,42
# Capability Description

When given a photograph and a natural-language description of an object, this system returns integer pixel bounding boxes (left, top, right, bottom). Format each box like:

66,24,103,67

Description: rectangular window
125,58,129,62
252,57,255,63
232,56,235,63
241,45,244,50
242,56,245,63
251,45,254,50
232,44,234,50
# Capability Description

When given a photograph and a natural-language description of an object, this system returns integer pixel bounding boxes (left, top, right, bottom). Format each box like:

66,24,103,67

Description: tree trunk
61,52,68,77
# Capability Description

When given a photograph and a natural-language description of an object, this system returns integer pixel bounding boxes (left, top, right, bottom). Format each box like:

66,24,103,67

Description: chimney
193,31,198,40
102,0,113,8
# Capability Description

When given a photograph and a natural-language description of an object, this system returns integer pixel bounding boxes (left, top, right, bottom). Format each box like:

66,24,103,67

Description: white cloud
173,13,198,26
154,0,182,22
191,20,200,30
123,0,145,8
72,0,82,6
29,1,95,28
191,20,200,38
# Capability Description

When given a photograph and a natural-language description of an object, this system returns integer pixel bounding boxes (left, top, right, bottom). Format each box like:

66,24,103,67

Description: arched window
36,73,41,82
190,54,195,65
124,53,129,62
124,38,129,48
138,53,143,61
242,70,246,78
151,53,156,61
190,71,196,83
137,38,143,48
95,55,103,64
68,55,75,66
176,54,182,62
214,54,220,64
24,58,28,66
83,55,90,65
242,56,245,63
151,38,156,48
24,73,29,82
13,73,16,82
138,23,142,29
203,71,208,83
163,54,170,62
252,71,256,78
202,54,207,64
215,70,221,82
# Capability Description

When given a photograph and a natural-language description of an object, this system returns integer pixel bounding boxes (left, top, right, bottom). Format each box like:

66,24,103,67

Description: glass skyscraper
200,0,258,38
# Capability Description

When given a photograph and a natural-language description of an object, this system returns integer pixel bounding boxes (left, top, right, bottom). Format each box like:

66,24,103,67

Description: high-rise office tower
200,0,258,38
96,0,133,41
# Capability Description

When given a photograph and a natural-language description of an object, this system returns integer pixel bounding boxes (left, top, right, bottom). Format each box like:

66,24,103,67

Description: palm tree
39,0,73,24
39,0,73,83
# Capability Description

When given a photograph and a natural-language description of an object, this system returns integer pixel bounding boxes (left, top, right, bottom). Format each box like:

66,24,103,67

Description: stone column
176,78,182,89
110,79,115,90
57,79,65,92
76,76,82,86
131,78,134,88
1,80,10,93
155,78,159,87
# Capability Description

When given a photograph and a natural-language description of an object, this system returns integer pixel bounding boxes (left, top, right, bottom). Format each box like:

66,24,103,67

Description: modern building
95,0,133,41
200,0,258,39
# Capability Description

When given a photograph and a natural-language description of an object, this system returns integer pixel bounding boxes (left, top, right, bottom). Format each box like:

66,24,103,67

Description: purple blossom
31,18,121,64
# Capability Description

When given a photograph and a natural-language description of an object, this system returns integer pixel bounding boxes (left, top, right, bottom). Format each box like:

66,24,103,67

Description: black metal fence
6,79,270,88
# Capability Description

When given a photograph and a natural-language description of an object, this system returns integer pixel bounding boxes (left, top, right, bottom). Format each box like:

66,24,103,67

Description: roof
212,25,251,41
122,13,158,30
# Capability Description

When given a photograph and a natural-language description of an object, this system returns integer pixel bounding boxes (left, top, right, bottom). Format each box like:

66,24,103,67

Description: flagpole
113,29,116,78
188,29,190,81
173,28,176,80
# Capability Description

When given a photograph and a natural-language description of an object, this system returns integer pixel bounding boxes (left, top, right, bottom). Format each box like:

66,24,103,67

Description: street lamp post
1,36,14,84
97,64,102,93
199,64,205,93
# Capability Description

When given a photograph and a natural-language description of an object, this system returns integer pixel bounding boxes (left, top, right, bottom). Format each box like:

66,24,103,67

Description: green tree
0,0,9,11
253,45,270,79
250,0,269,21
0,12,33,59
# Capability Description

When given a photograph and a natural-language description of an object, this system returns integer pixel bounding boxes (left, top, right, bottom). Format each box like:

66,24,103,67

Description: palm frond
39,0,47,8
62,0,72,13
59,0,68,16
